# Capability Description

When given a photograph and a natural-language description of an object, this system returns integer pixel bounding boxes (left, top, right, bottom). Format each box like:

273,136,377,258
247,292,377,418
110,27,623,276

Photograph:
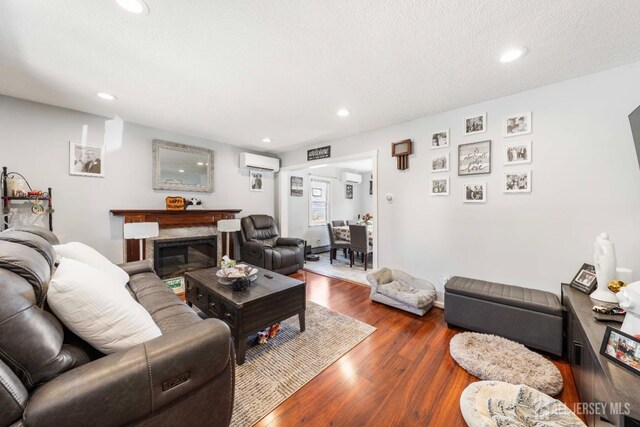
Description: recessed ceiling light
500,48,527,63
336,109,350,117
97,92,117,100
196,162,204,166
115,0,150,15
262,138,272,143
178,169,185,173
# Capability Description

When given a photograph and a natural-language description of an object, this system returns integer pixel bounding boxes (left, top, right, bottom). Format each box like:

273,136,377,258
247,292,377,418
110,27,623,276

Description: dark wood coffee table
185,266,306,364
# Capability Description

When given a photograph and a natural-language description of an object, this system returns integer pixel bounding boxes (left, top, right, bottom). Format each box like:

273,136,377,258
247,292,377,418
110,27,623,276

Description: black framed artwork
600,326,640,377
570,263,597,294
346,184,353,199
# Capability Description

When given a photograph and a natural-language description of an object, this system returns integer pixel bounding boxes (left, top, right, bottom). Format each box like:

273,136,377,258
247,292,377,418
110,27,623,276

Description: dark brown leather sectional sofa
0,226,234,427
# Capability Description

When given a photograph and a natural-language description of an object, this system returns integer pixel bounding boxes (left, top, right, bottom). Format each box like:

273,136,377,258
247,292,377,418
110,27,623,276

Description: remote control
265,274,273,279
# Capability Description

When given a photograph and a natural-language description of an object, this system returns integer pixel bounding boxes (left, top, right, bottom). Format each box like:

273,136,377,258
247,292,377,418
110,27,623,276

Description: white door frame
278,150,379,270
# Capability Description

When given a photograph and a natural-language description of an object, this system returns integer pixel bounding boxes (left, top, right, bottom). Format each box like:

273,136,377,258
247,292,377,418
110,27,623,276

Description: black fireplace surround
153,236,217,279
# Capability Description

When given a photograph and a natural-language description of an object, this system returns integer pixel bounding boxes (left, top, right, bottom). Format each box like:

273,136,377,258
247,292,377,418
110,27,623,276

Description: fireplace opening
153,235,217,280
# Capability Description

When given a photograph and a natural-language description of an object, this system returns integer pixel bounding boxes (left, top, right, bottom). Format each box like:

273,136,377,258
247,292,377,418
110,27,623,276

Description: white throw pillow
48,258,161,354
53,242,129,286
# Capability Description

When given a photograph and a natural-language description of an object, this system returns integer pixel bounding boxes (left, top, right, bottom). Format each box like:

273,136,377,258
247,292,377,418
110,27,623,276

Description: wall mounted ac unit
341,172,363,183
239,152,280,172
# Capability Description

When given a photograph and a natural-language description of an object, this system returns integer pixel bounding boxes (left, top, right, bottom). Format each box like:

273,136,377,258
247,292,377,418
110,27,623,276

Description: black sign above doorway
307,146,331,161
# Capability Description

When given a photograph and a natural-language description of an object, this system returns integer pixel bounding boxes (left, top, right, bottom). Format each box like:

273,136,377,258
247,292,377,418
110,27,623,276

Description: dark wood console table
110,209,242,262
562,284,640,426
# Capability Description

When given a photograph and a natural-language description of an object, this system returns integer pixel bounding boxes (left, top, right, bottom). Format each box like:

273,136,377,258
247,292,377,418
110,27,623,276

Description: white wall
0,95,276,263
280,62,640,300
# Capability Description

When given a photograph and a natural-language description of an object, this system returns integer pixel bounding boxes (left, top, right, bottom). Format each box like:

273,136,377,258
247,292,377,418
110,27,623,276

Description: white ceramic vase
590,233,619,305
617,282,640,337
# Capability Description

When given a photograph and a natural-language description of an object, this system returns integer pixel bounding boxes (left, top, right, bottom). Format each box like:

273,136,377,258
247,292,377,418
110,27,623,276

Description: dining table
332,224,373,248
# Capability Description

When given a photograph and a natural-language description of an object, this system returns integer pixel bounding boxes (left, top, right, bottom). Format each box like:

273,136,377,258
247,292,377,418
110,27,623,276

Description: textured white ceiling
1,1,640,152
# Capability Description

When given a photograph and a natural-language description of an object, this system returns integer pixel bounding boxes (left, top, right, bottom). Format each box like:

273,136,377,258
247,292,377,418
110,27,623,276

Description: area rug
450,332,564,396
230,301,376,427
303,252,373,285
460,381,585,427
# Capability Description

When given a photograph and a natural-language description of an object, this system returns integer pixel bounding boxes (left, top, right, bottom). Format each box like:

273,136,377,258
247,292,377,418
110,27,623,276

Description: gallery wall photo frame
249,170,263,192
458,140,491,176
312,188,323,197
463,113,487,135
429,176,449,196
430,152,449,173
504,112,532,137
290,176,303,197
69,142,105,178
346,184,353,199
504,140,532,166
504,170,532,193
463,182,487,203
431,129,449,149
600,326,640,377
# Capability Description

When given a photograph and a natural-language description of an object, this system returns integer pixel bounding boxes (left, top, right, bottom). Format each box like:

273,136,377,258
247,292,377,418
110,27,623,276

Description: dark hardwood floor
254,270,583,427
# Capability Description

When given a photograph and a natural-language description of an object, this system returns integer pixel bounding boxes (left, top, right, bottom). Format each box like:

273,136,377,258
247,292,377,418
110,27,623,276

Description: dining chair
349,224,370,271
327,223,349,264
331,220,346,227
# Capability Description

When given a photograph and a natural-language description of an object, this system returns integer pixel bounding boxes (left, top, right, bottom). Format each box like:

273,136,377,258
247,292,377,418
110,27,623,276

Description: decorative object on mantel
591,232,619,305
69,142,104,178
152,139,214,193
123,222,159,261
186,198,203,209
391,139,412,170
307,145,331,161
617,282,640,337
165,196,186,210
600,326,640,376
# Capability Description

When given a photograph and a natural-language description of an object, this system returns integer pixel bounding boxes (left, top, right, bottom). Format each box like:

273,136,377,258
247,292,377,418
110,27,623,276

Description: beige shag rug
450,332,564,396
460,381,585,427
230,301,376,427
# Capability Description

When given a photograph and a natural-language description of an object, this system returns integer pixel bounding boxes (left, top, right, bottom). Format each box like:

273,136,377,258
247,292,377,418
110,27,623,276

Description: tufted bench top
445,276,563,317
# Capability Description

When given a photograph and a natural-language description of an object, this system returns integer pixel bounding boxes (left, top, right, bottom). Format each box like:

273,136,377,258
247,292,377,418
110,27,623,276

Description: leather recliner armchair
0,226,235,427
239,215,304,275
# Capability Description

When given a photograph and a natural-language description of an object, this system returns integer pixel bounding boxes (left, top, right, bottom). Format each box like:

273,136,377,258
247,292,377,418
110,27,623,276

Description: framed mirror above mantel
152,140,214,192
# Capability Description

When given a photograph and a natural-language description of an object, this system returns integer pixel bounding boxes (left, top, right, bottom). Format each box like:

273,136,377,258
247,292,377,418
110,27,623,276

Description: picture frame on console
600,326,640,376
69,142,105,178
569,263,597,294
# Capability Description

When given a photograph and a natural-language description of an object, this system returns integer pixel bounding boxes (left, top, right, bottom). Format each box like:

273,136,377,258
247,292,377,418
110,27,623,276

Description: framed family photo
504,140,532,165
504,170,531,193
430,153,449,173
346,184,353,199
464,113,486,135
250,170,263,192
600,326,640,376
504,112,532,137
463,182,486,203
69,142,105,177
458,140,491,176
570,263,597,294
429,177,449,196
290,176,303,197
431,129,449,149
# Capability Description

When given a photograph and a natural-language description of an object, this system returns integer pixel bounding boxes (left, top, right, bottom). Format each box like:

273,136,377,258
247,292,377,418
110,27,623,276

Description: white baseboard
434,300,444,309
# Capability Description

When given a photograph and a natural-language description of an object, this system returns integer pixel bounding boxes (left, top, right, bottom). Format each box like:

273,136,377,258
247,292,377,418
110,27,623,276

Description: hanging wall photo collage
427,110,534,202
